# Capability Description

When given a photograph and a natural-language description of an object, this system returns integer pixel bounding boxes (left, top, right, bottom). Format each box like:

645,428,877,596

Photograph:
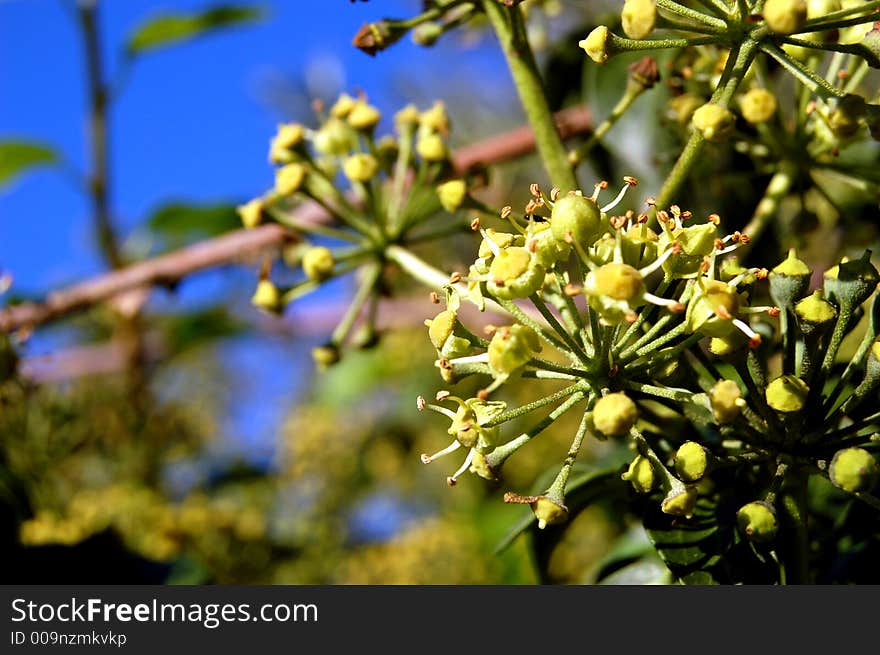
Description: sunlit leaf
0,141,58,189
126,5,264,56
147,201,242,247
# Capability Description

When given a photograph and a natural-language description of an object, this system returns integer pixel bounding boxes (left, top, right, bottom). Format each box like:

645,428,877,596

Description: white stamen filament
421,440,461,464
643,292,682,309
600,181,632,213
479,228,501,258
448,449,476,484
446,353,489,366
638,245,677,278
732,318,759,340
426,404,457,420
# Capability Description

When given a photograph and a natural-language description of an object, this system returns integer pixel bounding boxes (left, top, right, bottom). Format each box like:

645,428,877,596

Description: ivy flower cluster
418,176,880,578
236,93,473,367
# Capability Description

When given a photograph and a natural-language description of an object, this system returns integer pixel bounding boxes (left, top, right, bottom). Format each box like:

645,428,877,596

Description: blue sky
0,0,514,462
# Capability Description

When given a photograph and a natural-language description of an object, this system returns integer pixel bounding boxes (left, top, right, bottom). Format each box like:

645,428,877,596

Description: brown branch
0,105,591,333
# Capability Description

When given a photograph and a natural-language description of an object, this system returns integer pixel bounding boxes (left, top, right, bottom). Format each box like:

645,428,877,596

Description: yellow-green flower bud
550,192,604,246
675,441,708,483
251,279,282,314
685,280,742,337
709,333,747,357
692,103,736,142
592,392,638,438
436,179,467,212
469,451,499,482
661,486,698,518
527,222,571,268
313,118,356,155
237,198,265,229
824,250,880,312
487,247,545,300
420,101,450,134
740,88,778,124
269,123,305,163
829,93,866,139
737,501,778,543
416,133,448,162
342,153,379,182
425,310,471,359
763,0,807,34
347,101,382,131
794,290,837,335
532,497,569,530
765,375,809,413
302,246,335,282
592,263,645,301
447,398,504,450
668,94,705,126
710,379,744,424
488,324,541,379
830,447,880,493
579,26,610,64
661,223,718,278
621,0,656,40
395,104,421,129
770,248,812,309
330,93,357,118
312,343,340,369
622,455,656,493
478,229,521,260
274,163,306,196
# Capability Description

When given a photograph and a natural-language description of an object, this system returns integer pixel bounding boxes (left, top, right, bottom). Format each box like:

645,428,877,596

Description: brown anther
624,175,638,187
430,291,440,304
611,215,627,230
564,231,574,244
436,390,451,401
477,388,489,401
754,268,768,279
446,477,457,487
493,277,505,287
670,204,681,217
597,180,609,190
671,241,682,255
503,492,540,504
768,307,781,317
564,283,582,296
501,206,513,219
645,196,657,206
483,324,498,336
608,364,619,378
529,183,542,198
670,302,686,313
837,70,850,80
657,210,670,224
420,453,432,464
700,259,711,273
739,233,751,245
707,213,721,225
681,66,693,79
714,238,726,251
470,217,481,231
549,187,561,202
528,239,538,253
625,311,638,324
449,272,462,284
625,209,634,219
748,334,762,349
525,199,539,214
715,305,733,320
732,231,742,242
439,358,452,370
637,212,649,224
417,396,426,411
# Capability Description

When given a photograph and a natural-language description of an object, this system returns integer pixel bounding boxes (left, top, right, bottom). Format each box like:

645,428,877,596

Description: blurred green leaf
162,306,248,356
148,201,242,247
125,5,264,56
0,141,58,189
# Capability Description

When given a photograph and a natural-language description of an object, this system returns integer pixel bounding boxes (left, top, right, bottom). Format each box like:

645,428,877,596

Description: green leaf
126,5,264,56
148,201,242,247
643,491,735,584
0,141,58,189
161,306,248,356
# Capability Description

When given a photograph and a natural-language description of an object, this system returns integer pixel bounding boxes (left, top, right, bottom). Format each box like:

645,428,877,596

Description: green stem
484,391,586,470
266,206,362,243
657,0,730,30
736,161,797,260
761,42,846,102
78,1,123,270
330,263,382,346
568,84,644,167
481,0,578,191
779,473,811,584
651,38,759,220
622,381,695,403
498,298,577,360
484,382,584,427
529,293,592,367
